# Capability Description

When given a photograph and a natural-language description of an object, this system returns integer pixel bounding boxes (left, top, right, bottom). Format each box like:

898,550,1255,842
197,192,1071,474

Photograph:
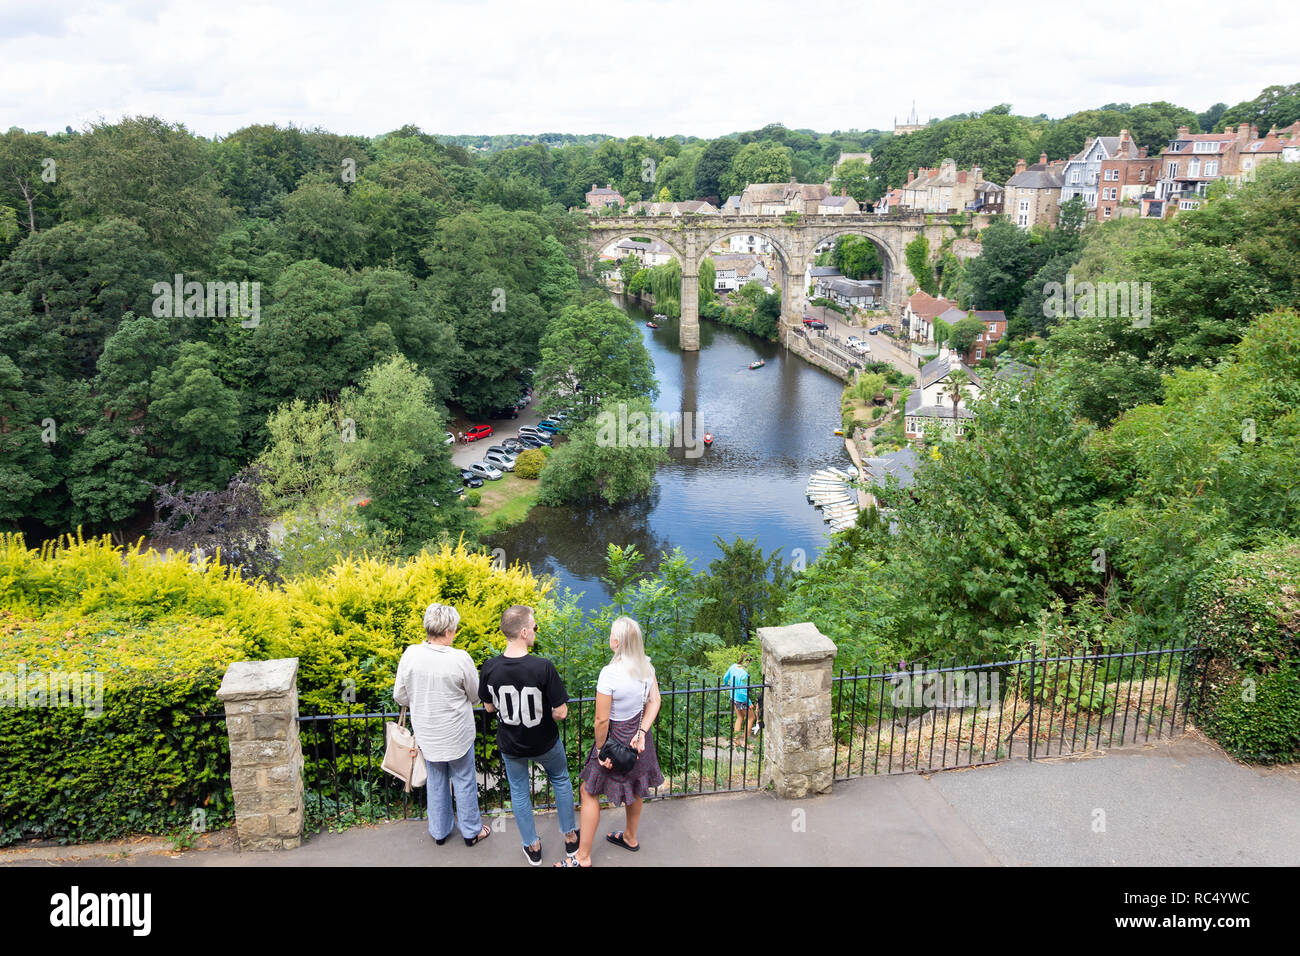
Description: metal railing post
1026,647,1036,762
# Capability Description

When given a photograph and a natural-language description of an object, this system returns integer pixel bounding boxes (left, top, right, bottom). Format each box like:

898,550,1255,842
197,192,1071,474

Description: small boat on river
749,359,766,370
646,321,659,329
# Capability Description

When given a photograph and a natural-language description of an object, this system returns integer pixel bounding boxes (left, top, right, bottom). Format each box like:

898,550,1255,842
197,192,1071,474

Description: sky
2,0,1296,140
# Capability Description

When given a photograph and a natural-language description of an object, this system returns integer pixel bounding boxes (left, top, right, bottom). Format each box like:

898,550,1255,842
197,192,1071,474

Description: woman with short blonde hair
557,616,664,866
394,602,490,847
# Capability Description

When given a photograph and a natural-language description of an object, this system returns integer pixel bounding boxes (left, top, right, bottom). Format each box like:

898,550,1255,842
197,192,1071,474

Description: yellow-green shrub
0,533,553,844
270,541,551,714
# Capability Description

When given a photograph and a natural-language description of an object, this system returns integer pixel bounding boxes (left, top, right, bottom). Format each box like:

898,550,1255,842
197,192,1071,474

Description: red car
465,424,493,442
803,316,828,329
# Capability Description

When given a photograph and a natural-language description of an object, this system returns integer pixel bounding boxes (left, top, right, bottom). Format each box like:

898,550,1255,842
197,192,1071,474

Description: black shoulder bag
598,679,649,774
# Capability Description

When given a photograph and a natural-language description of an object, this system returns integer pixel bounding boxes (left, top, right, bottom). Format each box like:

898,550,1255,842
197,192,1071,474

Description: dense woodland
2,86,1298,690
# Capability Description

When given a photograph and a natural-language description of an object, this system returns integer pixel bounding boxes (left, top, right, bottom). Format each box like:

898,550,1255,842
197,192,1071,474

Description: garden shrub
1185,540,1300,762
514,448,546,479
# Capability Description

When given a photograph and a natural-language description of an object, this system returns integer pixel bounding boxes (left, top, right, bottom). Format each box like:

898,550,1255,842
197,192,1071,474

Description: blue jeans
501,737,576,849
425,744,483,841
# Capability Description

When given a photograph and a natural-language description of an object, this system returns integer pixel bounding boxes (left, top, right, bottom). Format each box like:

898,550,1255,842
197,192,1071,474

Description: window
1167,162,1178,178
1188,159,1200,176
1103,206,1112,218
1071,170,1080,184
1206,161,1219,176
1139,169,1147,182
1019,199,1030,212
1104,168,1118,181
1193,141,1219,153
1017,214,1028,227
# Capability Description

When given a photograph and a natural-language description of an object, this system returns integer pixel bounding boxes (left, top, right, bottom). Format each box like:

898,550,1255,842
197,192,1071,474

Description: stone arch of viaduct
585,213,978,350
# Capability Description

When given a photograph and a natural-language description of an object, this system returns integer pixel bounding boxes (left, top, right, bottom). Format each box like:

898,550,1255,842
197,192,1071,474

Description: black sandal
464,824,491,847
606,830,639,852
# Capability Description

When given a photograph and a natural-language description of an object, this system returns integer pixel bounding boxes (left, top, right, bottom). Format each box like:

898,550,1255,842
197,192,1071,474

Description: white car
444,431,455,445
469,461,503,481
484,451,515,472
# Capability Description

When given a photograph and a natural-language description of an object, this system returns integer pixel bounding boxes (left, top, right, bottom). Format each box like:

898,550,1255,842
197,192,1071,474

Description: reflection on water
488,295,852,609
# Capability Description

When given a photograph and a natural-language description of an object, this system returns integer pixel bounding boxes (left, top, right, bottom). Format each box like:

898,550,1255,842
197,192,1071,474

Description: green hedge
0,611,250,846
1185,540,1300,763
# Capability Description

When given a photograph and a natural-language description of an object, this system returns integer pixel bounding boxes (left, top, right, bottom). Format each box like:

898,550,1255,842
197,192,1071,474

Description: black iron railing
830,643,1202,779
298,678,767,832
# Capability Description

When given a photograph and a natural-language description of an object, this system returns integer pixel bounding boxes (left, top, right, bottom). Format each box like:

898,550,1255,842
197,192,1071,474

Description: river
487,295,853,610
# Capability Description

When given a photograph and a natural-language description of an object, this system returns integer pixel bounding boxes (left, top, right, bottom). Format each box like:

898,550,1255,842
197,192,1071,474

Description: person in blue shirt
722,654,758,747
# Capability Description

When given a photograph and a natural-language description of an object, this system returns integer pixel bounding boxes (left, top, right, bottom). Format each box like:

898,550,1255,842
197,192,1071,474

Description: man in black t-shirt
479,605,578,865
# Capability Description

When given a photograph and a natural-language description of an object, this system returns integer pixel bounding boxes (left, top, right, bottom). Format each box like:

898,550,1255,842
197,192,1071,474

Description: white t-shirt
597,659,654,722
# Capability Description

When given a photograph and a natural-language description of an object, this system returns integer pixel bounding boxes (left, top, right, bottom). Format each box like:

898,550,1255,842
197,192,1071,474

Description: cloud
0,0,1296,138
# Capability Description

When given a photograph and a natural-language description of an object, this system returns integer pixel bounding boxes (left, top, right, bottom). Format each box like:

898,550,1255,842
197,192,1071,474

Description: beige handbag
382,707,427,791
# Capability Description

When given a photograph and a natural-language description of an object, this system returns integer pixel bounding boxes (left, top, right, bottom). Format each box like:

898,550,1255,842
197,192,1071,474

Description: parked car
803,317,828,329
536,419,563,434
465,424,493,442
486,444,516,459
469,461,503,481
491,405,519,420
501,438,525,453
518,427,552,445
517,435,546,450
459,469,484,488
484,451,515,472
846,335,863,348
444,431,455,445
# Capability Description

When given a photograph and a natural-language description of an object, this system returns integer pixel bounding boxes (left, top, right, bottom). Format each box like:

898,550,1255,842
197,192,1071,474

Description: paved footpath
5,736,1296,868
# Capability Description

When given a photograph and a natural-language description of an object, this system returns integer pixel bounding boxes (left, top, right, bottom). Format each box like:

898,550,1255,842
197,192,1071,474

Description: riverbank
471,474,541,532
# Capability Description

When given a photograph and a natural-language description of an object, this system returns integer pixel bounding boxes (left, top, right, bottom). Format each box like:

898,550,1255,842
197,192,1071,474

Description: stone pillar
217,658,305,850
783,253,808,329
758,623,837,798
680,269,699,351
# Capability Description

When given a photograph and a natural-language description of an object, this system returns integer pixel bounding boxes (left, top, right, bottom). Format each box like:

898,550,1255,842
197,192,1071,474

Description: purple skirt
580,714,665,807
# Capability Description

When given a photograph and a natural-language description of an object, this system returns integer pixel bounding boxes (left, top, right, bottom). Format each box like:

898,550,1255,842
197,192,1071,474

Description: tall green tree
536,301,657,421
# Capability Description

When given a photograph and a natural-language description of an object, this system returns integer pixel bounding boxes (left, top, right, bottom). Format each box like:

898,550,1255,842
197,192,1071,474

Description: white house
904,348,982,439
903,290,958,344
611,238,674,267
816,276,882,309
711,254,770,292
728,233,774,255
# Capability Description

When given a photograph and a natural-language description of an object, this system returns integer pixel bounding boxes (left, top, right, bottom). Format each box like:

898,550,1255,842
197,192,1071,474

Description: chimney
1039,152,1047,166
1015,158,1027,175
971,165,982,182
1138,146,1148,158
1176,125,1190,138
592,183,597,191
907,169,915,184
957,170,967,184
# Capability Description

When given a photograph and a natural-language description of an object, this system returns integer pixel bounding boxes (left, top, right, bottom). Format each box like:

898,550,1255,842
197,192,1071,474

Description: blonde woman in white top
393,603,490,847
557,616,663,867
